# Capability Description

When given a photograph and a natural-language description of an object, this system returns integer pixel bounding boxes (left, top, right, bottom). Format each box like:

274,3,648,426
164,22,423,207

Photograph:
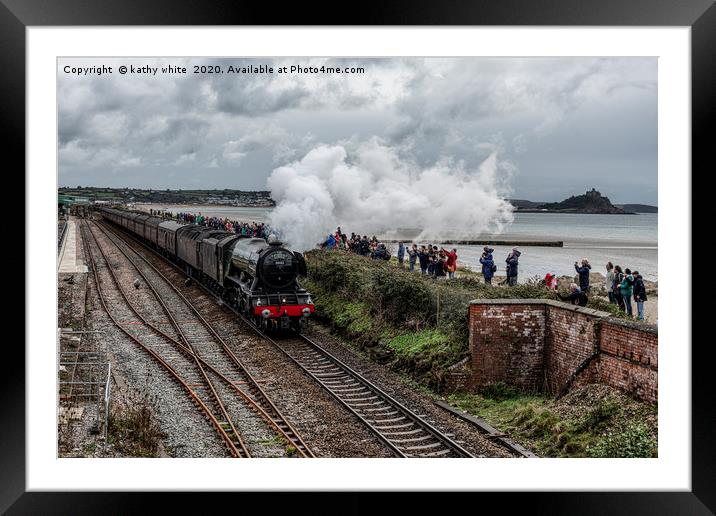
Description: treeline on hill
58,187,274,204
304,250,622,391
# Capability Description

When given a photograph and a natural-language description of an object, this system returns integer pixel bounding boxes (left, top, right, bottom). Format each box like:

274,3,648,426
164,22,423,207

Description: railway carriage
157,220,186,256
144,216,163,246
124,212,141,234
133,214,151,240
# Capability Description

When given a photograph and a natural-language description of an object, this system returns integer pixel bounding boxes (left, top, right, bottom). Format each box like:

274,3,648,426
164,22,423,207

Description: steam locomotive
97,207,315,332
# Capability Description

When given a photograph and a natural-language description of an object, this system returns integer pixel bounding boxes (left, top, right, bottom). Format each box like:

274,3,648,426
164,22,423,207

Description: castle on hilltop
537,188,626,214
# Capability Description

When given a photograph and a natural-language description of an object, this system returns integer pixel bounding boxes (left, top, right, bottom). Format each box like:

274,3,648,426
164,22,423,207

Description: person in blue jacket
418,246,429,274
505,247,521,286
397,242,406,266
574,259,592,292
479,246,496,284
324,233,336,249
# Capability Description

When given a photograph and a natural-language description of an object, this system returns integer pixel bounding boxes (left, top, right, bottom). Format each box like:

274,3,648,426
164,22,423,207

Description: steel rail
95,220,313,458
87,221,248,456
81,221,249,458
98,215,473,458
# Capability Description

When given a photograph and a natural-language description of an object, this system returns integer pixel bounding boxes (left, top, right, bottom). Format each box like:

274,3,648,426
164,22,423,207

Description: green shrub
588,423,657,458
371,268,433,324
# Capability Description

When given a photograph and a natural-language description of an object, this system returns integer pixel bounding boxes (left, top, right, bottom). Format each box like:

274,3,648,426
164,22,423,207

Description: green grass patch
386,329,449,359
448,385,656,458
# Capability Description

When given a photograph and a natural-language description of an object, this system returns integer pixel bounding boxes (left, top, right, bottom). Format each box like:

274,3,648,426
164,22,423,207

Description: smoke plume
267,140,514,251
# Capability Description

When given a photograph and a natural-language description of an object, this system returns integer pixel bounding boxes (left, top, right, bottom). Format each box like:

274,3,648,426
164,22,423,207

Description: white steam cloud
268,140,515,251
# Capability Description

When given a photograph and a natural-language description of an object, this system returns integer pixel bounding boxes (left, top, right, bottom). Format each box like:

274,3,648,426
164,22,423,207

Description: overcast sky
58,57,657,204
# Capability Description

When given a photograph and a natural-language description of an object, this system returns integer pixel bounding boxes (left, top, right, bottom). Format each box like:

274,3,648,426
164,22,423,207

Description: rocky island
516,189,633,214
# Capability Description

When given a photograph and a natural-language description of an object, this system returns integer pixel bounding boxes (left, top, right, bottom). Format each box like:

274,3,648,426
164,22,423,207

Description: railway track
266,334,473,457
84,220,313,458
98,218,474,458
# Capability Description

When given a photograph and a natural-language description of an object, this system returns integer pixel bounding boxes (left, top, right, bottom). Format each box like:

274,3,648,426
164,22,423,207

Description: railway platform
58,218,88,273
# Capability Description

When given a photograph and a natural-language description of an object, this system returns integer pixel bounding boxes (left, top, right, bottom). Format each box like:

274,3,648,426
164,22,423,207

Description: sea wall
467,299,658,403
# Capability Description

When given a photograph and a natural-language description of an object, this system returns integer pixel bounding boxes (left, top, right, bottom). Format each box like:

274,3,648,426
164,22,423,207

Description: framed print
3,0,713,512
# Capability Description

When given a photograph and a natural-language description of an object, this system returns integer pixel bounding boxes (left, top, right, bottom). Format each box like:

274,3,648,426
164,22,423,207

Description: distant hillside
536,189,628,214
616,204,658,213
508,199,546,209
57,187,275,207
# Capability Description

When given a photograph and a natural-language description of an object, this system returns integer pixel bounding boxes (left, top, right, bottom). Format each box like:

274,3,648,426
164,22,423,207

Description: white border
28,27,690,491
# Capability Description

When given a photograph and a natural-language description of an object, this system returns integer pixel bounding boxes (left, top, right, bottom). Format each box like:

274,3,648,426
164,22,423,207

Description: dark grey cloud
58,57,657,204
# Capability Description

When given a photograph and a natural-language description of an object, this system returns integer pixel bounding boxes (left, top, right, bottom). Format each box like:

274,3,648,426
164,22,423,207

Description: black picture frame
3,0,713,513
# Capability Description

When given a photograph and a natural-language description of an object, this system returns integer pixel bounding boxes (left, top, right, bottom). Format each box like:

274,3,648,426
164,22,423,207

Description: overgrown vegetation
304,249,609,389
448,384,657,458
107,391,166,457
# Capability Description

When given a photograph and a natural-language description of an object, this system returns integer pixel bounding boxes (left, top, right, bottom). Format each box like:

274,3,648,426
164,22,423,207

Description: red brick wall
467,300,658,403
600,319,658,369
469,302,546,392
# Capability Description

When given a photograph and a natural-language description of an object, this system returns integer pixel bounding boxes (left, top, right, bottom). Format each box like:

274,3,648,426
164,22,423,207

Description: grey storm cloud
58,56,657,204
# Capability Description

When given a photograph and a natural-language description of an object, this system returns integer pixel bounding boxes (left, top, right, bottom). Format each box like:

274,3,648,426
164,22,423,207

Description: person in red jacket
441,248,458,279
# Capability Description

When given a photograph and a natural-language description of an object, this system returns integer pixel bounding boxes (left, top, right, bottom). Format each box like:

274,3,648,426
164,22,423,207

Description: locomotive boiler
225,237,314,332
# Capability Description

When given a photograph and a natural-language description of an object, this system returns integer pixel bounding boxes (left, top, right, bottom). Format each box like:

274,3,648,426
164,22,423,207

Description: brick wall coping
469,298,658,335
469,298,611,318
602,316,658,334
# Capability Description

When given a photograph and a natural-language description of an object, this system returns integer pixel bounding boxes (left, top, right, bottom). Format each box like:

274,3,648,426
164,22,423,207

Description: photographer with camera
557,283,588,307
574,258,592,292
505,247,521,286
418,245,429,274
479,246,496,284
407,244,419,272
441,247,458,279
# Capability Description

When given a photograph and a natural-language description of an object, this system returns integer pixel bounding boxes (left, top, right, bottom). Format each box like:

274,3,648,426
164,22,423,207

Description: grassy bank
304,249,623,390
304,249,657,457
449,383,657,458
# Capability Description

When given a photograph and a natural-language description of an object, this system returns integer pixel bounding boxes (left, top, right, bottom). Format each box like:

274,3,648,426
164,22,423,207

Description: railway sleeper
418,449,454,458
341,395,380,403
401,442,444,451
366,415,407,424
370,421,414,431
388,434,435,444
327,380,361,389
360,406,396,415
380,428,424,437
313,372,345,379
350,400,387,408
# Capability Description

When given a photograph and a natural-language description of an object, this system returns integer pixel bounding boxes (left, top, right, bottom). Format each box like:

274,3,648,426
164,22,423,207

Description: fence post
104,362,111,440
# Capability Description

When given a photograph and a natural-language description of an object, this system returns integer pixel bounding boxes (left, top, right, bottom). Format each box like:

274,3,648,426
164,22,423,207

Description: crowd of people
539,258,648,320
323,228,649,321
148,208,276,239
604,262,649,320
321,228,459,278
